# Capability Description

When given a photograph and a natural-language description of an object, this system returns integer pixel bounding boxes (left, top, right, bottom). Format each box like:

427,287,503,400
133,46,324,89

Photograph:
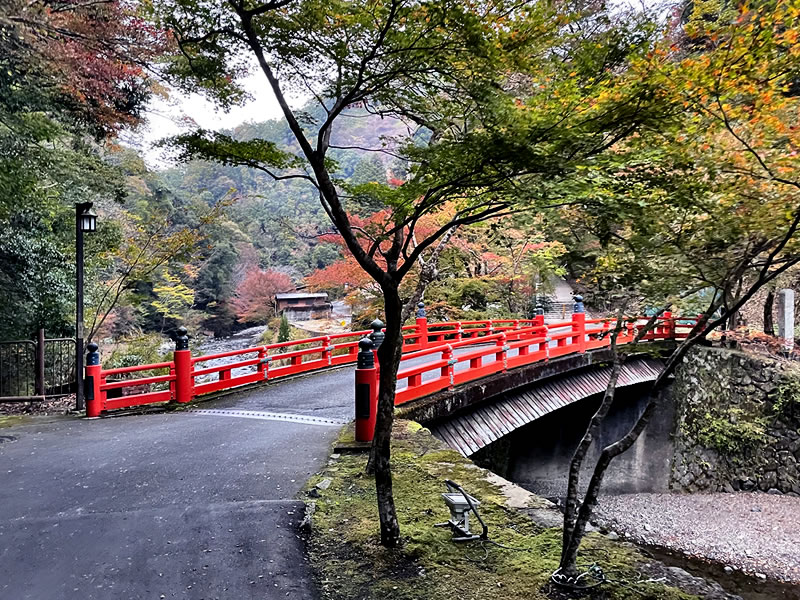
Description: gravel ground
594,492,800,585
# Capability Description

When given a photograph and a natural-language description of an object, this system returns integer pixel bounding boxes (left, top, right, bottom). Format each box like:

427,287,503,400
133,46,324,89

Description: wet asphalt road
0,341,560,600
0,367,358,600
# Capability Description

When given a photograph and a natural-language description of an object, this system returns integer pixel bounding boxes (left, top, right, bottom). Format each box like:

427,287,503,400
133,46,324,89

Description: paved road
0,368,356,600
0,338,577,600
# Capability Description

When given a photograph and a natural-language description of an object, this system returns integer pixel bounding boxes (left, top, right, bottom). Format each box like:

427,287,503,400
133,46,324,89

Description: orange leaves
16,0,169,135
233,269,295,324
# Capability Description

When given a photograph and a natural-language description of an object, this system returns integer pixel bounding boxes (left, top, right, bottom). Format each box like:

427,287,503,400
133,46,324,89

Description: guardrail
393,310,693,405
83,298,696,417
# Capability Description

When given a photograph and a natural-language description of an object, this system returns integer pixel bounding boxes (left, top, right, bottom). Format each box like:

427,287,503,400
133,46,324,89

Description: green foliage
0,223,72,339
695,407,768,455
772,370,800,416
547,0,800,319
105,333,170,371
278,314,291,344
150,272,195,328
166,130,304,172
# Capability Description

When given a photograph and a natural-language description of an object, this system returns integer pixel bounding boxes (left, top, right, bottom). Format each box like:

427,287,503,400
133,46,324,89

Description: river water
193,325,268,380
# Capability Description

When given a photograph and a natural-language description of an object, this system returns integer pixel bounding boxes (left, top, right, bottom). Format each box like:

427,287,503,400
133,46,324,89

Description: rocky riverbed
193,325,268,380
594,491,800,593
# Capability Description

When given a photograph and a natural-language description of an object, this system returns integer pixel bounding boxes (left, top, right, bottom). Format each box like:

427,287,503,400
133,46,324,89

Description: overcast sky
123,69,292,169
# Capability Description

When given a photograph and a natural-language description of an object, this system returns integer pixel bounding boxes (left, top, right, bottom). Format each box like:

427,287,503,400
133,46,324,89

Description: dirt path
594,492,800,585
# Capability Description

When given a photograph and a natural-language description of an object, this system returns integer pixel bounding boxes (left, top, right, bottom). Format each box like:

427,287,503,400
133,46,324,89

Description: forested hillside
0,37,410,344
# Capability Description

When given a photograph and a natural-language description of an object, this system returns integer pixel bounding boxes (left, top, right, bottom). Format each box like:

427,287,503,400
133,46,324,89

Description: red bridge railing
83,300,696,418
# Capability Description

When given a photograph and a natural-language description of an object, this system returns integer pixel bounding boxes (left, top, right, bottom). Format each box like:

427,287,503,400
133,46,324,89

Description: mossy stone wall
671,347,800,495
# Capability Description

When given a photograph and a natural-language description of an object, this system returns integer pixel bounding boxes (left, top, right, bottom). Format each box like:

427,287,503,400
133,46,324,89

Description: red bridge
84,301,694,419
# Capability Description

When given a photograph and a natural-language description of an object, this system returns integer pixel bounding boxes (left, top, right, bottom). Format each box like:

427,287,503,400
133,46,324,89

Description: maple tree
0,0,171,340
308,211,569,321
233,268,295,324
550,0,800,581
151,0,677,546
2,0,167,135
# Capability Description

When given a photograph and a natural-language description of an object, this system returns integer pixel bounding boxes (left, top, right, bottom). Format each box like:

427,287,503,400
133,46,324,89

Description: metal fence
0,333,75,401
43,338,76,396
0,341,36,398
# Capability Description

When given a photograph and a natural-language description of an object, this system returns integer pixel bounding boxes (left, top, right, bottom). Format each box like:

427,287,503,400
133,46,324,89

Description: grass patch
304,421,697,600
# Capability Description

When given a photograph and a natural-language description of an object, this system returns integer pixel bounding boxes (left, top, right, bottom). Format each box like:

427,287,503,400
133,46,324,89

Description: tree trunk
560,348,623,574
764,289,775,336
369,282,403,547
556,304,724,579
559,387,662,576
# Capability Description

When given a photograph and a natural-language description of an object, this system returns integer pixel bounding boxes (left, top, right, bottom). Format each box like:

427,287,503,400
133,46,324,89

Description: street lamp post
75,202,97,412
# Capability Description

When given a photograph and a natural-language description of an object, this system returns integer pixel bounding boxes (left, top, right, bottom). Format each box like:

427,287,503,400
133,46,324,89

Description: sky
122,70,290,169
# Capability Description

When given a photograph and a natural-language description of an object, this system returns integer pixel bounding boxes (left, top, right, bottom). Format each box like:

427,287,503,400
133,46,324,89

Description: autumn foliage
4,0,169,135
233,269,294,324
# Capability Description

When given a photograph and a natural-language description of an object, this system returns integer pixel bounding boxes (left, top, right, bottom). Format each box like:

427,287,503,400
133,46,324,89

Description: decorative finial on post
535,304,544,317
573,295,585,314
175,326,189,351
86,342,99,366
357,337,375,369
369,319,385,350
416,301,426,318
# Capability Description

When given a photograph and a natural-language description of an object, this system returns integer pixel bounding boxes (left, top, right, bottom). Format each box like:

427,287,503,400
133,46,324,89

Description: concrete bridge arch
428,356,664,457
397,350,678,497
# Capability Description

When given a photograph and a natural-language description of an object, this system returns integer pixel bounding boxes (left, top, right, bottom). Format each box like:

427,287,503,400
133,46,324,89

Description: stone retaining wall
671,346,800,495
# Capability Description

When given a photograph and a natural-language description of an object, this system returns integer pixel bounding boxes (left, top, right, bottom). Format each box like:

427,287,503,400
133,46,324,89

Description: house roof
275,293,329,300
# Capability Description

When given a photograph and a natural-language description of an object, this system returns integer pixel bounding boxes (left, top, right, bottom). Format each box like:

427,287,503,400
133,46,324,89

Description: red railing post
663,311,674,339
512,319,521,341
173,326,193,404
533,303,545,328
85,342,103,418
455,322,463,342
416,302,428,349
322,336,332,366
442,344,456,389
355,338,379,442
496,332,508,372
572,295,586,353
601,318,611,346
533,304,546,356
257,348,269,380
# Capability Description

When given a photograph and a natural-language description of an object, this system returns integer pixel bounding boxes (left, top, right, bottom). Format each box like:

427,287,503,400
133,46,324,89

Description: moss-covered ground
0,415,28,428
304,420,698,600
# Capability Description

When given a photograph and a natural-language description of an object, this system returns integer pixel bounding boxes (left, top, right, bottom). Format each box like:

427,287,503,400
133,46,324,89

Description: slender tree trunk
557,304,724,578
560,346,624,574
560,386,662,574
764,289,775,336
369,282,403,547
